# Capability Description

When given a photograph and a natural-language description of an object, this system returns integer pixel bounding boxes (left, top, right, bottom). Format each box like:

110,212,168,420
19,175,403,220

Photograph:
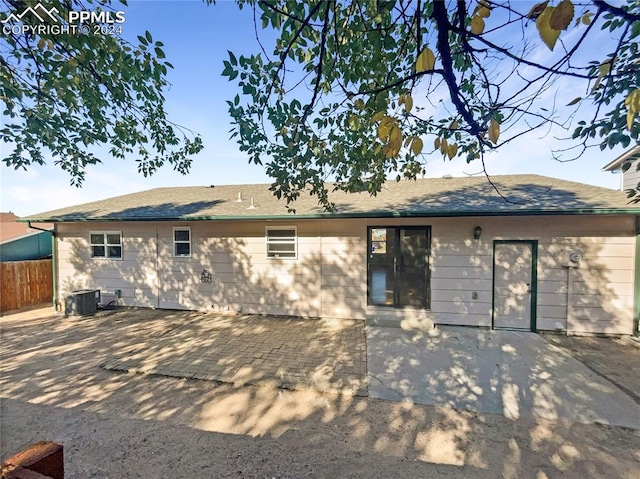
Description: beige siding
57,223,159,308
362,215,635,334
319,220,366,319
622,161,640,192
55,213,637,334
154,221,323,315
537,234,635,334
428,218,493,327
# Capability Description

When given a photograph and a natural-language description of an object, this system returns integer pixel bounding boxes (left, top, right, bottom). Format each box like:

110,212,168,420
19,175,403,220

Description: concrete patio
367,325,640,429
101,311,367,395
7,306,639,429
86,308,640,427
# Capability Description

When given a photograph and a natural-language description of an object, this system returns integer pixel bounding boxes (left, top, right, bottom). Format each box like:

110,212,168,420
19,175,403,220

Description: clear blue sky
0,1,628,216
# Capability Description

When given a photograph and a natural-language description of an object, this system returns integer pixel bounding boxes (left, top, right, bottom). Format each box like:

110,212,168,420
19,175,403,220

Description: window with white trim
266,227,297,259
173,227,191,257
90,231,122,259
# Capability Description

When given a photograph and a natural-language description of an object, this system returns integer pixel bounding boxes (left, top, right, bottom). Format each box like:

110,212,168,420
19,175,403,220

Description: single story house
20,174,640,336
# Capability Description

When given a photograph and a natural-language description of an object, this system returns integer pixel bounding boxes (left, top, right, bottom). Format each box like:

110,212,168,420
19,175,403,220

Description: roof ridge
18,174,636,223
138,173,589,190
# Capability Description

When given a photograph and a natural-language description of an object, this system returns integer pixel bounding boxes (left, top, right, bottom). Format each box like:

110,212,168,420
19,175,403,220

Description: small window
173,227,191,257
91,231,122,259
266,227,297,259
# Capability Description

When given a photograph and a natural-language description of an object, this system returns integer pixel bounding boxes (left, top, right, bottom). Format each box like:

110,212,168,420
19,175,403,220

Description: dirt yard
1,307,639,478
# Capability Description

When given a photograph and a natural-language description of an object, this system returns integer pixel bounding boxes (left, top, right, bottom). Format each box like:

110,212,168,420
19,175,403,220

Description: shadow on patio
1,307,640,478
100,310,366,395
366,325,640,429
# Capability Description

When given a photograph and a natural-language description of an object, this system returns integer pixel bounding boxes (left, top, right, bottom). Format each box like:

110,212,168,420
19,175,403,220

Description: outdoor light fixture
473,226,483,240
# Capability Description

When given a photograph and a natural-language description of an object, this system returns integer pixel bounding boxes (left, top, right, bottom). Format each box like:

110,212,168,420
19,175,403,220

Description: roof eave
17,207,640,223
602,145,640,171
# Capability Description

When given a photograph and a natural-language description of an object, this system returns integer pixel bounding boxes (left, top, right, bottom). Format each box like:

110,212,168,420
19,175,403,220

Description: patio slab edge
101,362,369,398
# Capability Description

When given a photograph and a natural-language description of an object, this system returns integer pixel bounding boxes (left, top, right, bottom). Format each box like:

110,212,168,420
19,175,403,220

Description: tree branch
300,3,330,127
351,68,445,98
259,1,324,112
593,0,640,23
456,26,613,81
432,1,482,135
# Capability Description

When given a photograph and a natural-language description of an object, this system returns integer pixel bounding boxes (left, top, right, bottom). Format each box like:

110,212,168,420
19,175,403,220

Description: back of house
20,170,640,337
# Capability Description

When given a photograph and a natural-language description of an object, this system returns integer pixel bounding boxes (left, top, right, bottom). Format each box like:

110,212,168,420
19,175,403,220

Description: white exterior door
493,242,535,330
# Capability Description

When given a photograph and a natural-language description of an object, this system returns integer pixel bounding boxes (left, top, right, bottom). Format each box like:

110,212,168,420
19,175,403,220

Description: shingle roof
19,175,639,222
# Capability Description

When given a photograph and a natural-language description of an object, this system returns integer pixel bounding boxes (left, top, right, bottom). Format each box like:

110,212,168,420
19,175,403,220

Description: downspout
27,222,51,234
29,222,58,312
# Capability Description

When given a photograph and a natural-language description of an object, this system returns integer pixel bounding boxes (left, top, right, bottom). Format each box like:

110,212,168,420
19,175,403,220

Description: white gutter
602,145,640,172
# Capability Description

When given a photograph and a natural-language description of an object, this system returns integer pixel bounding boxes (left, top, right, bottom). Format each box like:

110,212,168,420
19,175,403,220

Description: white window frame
266,226,297,259
173,227,191,257
90,231,122,260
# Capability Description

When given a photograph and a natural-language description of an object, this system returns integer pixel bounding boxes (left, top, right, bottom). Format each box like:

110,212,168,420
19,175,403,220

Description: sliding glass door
368,227,430,308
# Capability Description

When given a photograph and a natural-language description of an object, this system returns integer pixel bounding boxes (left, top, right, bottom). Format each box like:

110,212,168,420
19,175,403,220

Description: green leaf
1,4,202,187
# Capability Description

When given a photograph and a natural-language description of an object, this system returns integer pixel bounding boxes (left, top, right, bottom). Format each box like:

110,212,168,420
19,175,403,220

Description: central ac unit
65,289,100,316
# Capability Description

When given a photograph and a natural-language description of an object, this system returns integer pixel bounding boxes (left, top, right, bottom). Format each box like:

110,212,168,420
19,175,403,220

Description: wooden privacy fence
0,259,53,313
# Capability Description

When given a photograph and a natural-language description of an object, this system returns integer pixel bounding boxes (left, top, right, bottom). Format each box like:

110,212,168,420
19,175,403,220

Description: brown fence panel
0,259,53,313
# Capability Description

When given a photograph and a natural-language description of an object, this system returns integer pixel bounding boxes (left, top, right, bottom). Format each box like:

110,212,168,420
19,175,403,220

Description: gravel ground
1,307,639,478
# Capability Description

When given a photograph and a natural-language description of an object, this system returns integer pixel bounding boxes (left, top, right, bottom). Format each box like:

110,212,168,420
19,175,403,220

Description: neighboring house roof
19,175,639,223
0,230,51,246
602,145,640,172
0,212,53,242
